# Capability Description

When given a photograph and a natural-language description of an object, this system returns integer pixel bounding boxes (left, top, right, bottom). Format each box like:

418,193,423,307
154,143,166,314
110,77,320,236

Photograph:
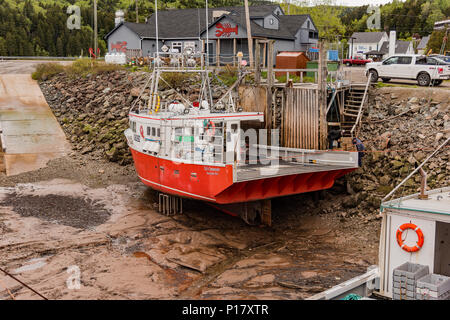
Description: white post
389,31,396,57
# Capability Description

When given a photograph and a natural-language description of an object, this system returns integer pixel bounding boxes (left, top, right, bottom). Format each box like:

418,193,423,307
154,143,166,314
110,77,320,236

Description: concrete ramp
0,74,71,176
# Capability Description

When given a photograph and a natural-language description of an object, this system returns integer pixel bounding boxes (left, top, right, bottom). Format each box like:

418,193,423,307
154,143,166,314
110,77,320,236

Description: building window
171,42,182,53
307,20,310,29
184,41,195,50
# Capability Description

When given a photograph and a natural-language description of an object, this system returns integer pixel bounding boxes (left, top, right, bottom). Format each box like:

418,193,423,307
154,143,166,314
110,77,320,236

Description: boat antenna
155,0,159,60
205,0,209,67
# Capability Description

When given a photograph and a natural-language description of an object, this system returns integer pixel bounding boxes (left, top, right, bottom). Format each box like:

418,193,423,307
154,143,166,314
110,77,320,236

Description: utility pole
287,0,290,15
94,0,98,56
136,0,139,23
244,0,254,68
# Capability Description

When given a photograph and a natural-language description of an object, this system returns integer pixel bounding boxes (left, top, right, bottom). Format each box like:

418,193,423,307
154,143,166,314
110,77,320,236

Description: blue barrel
327,50,339,61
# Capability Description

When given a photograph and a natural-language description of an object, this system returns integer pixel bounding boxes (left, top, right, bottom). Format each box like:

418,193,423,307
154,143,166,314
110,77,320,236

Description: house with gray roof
364,40,414,60
417,35,430,55
104,4,319,65
348,32,388,58
378,40,414,58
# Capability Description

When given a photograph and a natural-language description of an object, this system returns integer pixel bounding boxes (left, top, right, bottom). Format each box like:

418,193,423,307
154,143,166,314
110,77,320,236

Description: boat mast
155,0,159,60
205,0,213,107
205,0,209,67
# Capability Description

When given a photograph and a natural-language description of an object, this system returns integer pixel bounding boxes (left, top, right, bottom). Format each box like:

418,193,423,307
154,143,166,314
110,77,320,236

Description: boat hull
130,148,357,204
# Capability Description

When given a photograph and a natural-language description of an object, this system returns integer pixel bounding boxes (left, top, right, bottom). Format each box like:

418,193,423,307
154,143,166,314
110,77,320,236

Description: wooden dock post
216,39,220,66
255,39,261,84
318,41,328,150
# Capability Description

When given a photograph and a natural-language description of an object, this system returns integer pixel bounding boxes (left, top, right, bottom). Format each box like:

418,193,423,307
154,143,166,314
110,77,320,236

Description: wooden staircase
341,82,370,138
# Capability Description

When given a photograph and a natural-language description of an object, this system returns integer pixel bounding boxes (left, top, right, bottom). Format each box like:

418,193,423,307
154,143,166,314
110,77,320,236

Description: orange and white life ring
204,120,216,137
396,223,424,253
140,125,144,139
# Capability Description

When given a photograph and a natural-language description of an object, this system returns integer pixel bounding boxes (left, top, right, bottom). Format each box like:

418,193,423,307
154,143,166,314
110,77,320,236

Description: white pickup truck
365,54,450,86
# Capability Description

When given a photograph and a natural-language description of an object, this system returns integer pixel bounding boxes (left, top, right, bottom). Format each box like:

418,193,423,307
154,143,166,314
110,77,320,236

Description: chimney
389,30,396,57
115,10,125,26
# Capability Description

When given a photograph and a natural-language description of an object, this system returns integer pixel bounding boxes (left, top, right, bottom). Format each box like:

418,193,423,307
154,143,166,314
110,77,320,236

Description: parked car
429,54,450,64
343,56,372,66
365,54,450,86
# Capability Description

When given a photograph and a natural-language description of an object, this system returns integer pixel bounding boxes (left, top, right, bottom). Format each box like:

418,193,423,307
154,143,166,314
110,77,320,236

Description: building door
204,42,214,64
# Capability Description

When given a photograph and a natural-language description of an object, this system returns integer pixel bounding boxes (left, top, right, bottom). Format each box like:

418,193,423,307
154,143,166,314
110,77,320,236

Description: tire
432,80,443,86
346,62,352,67
417,72,431,86
368,69,378,83
381,78,391,83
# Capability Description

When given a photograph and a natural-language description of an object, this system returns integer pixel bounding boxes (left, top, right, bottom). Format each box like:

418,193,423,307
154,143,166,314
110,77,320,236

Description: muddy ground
0,154,380,300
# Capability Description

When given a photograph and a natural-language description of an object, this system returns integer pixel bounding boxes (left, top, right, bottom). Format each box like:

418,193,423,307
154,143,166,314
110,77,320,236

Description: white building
348,32,388,58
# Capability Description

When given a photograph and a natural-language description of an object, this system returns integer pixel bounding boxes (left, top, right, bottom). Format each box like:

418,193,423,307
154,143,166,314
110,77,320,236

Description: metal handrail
350,76,371,137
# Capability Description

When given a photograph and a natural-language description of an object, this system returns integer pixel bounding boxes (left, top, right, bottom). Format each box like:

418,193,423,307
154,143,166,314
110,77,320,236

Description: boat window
157,128,160,137
231,124,238,133
131,121,136,133
147,127,151,136
152,127,156,136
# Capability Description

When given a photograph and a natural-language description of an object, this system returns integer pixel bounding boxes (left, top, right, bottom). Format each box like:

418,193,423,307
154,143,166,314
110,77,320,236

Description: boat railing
152,51,207,71
251,144,359,167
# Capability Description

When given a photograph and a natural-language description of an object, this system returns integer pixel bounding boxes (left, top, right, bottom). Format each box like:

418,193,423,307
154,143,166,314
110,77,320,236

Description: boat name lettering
204,167,220,172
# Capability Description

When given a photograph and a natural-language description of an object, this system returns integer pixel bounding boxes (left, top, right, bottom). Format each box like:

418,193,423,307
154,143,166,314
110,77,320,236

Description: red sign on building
215,23,238,38
111,41,128,52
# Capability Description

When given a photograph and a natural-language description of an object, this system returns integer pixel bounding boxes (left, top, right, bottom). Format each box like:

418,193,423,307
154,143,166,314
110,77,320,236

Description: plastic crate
416,274,450,300
393,262,429,280
392,262,429,300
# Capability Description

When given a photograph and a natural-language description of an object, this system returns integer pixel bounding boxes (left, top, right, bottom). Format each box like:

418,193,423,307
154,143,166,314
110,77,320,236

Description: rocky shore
342,87,449,217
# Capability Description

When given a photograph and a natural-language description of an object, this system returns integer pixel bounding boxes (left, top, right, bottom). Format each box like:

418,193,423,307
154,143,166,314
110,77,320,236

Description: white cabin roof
129,111,264,122
381,187,450,216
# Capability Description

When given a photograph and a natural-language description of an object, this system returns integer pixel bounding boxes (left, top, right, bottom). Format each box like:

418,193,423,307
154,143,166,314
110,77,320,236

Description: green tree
427,30,450,54
0,36,7,55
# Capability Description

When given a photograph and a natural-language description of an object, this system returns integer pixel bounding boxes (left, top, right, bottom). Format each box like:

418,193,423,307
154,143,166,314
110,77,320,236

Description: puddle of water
13,257,47,274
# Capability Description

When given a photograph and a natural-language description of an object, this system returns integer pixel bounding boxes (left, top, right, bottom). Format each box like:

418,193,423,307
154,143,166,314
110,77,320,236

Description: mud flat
0,166,379,300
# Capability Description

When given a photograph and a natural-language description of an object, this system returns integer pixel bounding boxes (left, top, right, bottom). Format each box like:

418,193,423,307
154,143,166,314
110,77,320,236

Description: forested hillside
0,0,244,56
0,0,448,57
